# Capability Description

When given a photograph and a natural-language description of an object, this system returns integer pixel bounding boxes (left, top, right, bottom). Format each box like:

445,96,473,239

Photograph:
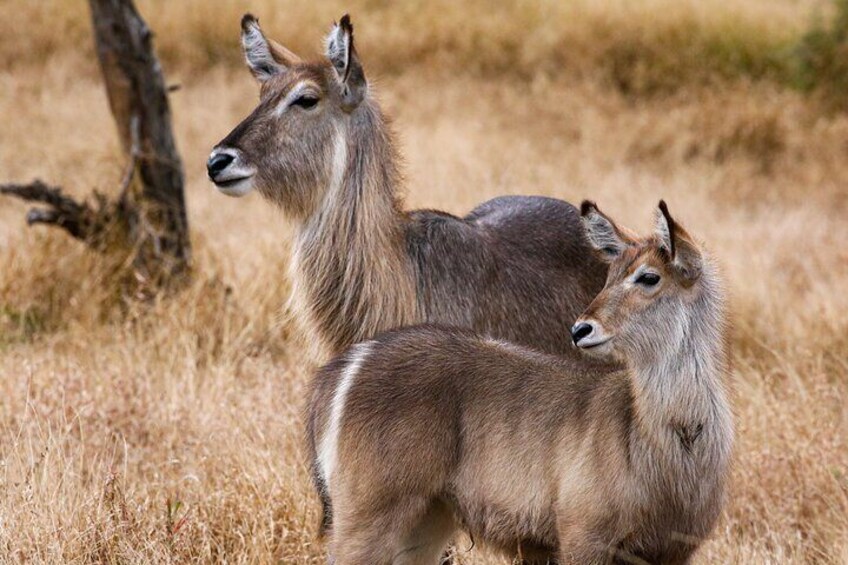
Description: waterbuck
207,14,606,358
307,201,734,564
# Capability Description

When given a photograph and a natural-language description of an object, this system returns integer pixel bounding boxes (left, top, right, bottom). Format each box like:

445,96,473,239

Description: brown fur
307,202,734,564
209,15,607,360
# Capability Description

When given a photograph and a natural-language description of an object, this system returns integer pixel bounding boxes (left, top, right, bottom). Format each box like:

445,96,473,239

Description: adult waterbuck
307,201,734,564
207,14,606,358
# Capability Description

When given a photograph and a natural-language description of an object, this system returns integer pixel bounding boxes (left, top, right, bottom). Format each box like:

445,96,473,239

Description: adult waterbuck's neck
208,15,416,356
576,200,733,467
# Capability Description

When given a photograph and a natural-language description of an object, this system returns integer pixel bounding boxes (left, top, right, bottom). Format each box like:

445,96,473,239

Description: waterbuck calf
307,201,734,564
207,14,606,358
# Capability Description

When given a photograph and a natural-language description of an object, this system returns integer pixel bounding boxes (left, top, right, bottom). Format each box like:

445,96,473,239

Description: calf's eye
636,272,661,286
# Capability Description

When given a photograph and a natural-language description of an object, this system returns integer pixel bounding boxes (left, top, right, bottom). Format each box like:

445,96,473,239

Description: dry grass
0,0,822,85
1,1,847,563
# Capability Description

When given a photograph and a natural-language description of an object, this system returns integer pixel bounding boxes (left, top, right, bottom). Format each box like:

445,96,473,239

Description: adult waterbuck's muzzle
207,146,256,196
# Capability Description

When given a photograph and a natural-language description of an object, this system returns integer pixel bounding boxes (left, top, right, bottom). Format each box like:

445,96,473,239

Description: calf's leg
330,496,455,565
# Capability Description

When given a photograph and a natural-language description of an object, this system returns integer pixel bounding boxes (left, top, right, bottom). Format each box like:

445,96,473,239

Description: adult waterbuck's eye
636,272,661,287
291,95,319,110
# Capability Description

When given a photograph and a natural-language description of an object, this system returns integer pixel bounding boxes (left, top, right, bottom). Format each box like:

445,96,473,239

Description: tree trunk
1,0,190,293
89,0,190,284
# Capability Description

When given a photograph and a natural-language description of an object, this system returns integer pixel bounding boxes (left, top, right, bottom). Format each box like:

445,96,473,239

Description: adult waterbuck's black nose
207,151,235,180
571,322,594,345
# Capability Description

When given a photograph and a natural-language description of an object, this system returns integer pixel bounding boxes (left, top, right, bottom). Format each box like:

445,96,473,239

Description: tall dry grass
1,1,847,563
0,0,824,86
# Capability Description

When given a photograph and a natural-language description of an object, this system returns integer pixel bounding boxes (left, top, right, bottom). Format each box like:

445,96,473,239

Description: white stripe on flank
318,341,374,488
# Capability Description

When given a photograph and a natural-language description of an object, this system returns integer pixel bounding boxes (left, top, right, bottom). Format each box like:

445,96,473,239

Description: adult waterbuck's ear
581,201,634,260
241,14,301,82
326,14,367,111
655,200,703,285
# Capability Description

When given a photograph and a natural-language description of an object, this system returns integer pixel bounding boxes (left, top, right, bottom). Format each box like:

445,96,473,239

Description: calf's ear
655,200,703,285
581,201,634,261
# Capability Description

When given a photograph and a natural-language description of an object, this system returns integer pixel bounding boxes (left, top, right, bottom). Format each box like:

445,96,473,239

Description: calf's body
307,202,734,564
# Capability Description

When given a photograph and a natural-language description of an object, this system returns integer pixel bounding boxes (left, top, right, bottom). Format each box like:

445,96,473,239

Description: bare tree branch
0,181,91,240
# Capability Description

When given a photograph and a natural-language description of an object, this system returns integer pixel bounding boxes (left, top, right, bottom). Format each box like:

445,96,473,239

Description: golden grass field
1,0,847,562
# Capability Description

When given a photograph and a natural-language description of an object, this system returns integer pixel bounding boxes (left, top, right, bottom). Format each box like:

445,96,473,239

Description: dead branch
1,181,91,240
0,180,117,248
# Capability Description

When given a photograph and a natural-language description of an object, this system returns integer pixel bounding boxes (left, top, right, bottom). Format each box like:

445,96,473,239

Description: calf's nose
571,322,594,345
207,152,235,178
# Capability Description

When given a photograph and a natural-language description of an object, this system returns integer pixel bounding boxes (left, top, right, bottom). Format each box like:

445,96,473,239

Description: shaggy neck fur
289,101,418,359
628,260,733,472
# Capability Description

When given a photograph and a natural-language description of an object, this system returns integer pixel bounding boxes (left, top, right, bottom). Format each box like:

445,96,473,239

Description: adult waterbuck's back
207,14,606,359
308,201,734,564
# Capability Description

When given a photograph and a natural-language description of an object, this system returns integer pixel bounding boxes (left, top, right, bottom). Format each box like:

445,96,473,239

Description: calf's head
207,14,367,216
572,200,705,361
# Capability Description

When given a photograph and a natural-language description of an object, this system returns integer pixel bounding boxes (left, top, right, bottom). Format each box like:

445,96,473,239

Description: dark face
206,14,367,218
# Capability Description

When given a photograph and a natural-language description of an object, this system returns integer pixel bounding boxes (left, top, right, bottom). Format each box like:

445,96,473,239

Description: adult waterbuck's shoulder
308,201,734,564
207,14,607,359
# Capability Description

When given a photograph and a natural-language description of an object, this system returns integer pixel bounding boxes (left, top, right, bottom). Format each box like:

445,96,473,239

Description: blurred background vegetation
3,0,848,108
1,1,846,563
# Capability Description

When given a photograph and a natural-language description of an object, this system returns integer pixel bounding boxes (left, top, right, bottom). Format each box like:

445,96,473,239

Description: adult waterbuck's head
207,14,368,216
205,14,610,363
574,200,713,363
